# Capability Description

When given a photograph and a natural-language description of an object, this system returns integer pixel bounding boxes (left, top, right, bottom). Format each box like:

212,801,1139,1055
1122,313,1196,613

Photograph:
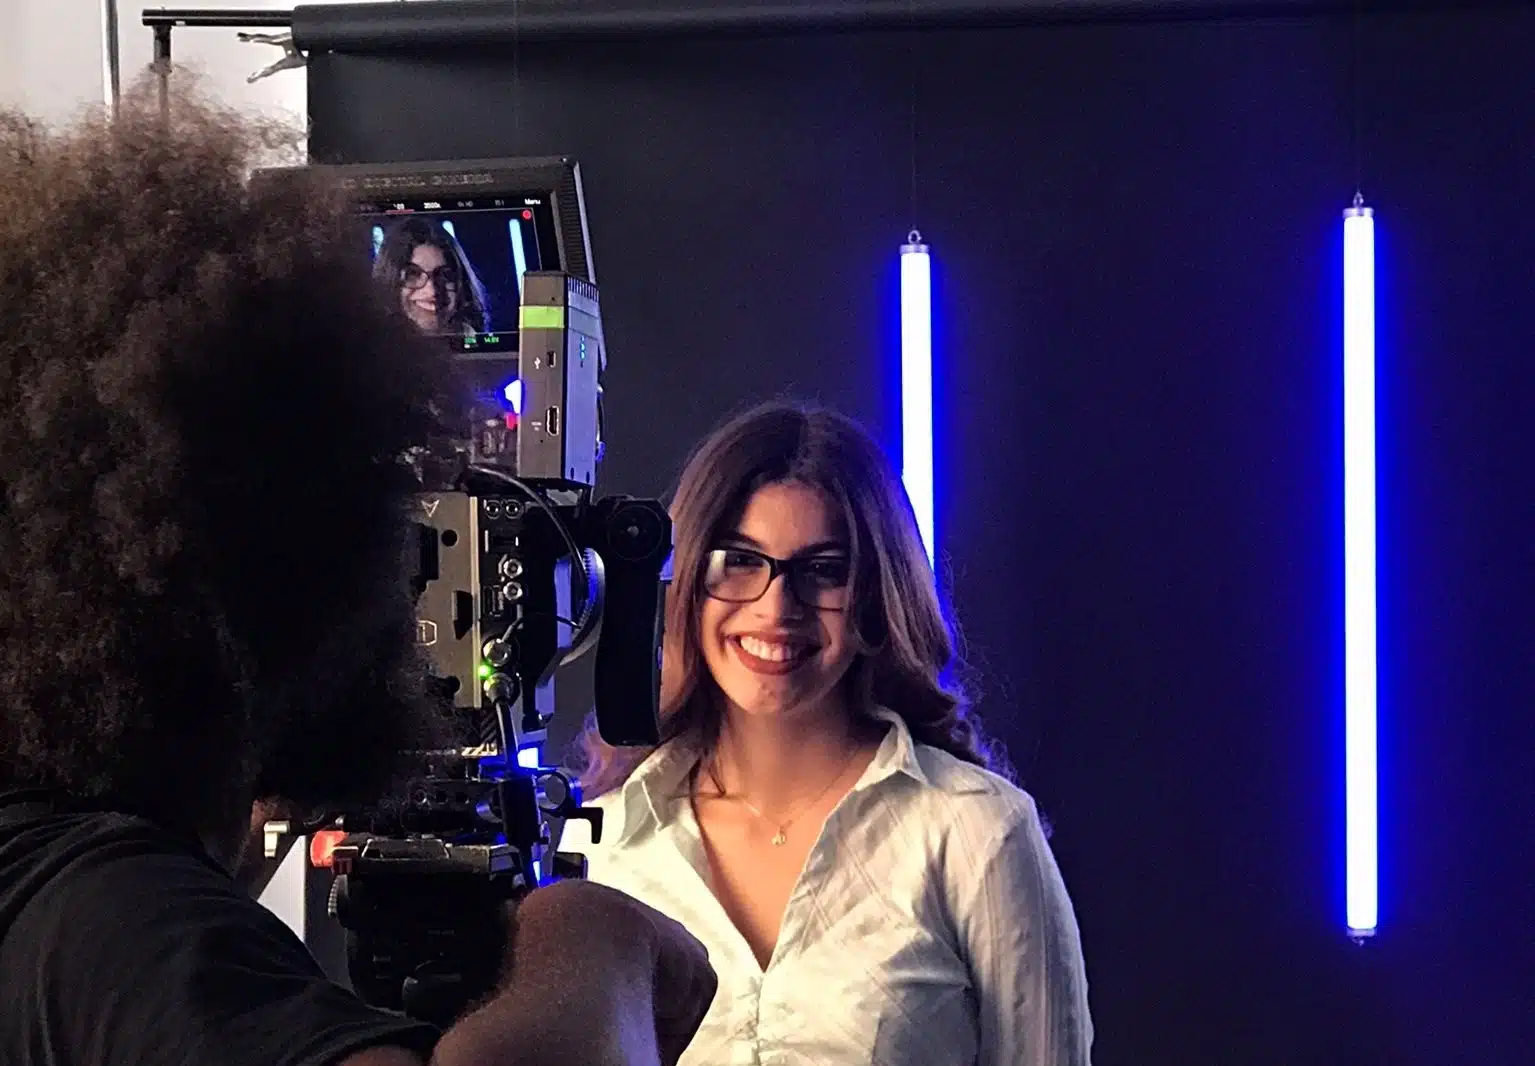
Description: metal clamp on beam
132,7,298,111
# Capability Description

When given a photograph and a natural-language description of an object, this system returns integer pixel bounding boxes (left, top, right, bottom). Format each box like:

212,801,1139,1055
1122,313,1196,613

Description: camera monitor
258,157,600,472
333,157,594,357
260,155,592,346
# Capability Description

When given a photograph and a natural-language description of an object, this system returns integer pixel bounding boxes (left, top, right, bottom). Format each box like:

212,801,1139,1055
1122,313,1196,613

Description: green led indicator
519,305,566,330
478,663,492,679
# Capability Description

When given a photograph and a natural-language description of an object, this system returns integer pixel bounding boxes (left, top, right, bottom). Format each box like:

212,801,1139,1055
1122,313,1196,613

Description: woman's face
399,242,456,332
698,481,860,723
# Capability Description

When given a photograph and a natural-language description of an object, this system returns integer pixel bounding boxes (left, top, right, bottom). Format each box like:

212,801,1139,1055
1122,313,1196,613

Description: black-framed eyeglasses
400,263,458,291
703,546,851,611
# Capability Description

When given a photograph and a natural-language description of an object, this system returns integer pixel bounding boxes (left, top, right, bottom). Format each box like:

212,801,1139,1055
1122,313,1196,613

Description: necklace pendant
771,829,788,846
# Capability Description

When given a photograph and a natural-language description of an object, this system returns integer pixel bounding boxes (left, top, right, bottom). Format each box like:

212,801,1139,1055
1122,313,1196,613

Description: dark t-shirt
0,792,440,1066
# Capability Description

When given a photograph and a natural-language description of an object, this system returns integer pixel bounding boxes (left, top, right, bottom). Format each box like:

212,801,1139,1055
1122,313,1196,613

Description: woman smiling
570,402,1093,1066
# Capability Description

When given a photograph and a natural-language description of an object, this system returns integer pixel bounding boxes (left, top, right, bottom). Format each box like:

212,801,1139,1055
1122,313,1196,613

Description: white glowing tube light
900,231,935,567
509,218,530,300
1343,201,1378,938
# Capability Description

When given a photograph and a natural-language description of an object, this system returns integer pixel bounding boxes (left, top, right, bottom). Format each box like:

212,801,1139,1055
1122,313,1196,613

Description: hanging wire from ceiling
512,0,523,150
1351,0,1366,201
907,0,921,232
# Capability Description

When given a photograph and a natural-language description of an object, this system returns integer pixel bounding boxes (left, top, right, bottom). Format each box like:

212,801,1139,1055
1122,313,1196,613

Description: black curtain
303,5,1535,1064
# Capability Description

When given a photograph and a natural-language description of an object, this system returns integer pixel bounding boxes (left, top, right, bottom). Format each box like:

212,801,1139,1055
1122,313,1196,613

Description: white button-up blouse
561,709,1094,1066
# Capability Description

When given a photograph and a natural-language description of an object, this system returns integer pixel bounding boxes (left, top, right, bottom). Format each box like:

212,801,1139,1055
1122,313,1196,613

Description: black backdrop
303,5,1534,1064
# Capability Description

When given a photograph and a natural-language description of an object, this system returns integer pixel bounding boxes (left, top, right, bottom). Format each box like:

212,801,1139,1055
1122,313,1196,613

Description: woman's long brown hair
573,402,1009,796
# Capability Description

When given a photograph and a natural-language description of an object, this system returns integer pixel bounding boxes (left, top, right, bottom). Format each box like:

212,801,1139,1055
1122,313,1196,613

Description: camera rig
278,273,668,1027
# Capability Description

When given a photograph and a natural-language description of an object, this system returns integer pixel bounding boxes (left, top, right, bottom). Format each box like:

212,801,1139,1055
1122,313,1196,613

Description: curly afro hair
0,87,451,840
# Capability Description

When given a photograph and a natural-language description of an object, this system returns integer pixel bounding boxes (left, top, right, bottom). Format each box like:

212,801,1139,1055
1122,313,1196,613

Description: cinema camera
258,159,667,1027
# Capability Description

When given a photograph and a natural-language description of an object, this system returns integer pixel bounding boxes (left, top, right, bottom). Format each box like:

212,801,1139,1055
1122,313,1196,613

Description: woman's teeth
737,636,811,662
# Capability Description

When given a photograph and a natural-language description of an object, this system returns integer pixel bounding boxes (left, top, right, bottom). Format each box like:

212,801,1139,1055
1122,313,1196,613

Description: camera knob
482,638,514,668
482,672,517,704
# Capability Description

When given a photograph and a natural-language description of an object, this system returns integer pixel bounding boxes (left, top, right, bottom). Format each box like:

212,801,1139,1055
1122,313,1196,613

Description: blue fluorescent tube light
1343,199,1378,938
900,231,935,567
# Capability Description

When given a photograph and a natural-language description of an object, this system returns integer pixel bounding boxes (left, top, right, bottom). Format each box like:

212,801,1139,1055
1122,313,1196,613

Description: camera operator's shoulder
0,807,250,936
1,808,441,1066
2,807,214,878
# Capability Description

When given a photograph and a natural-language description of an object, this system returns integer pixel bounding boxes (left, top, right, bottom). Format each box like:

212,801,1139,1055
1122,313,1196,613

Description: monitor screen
253,157,595,471
359,192,561,356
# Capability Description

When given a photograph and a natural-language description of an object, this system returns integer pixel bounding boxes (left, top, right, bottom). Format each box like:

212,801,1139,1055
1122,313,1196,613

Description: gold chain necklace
722,742,863,847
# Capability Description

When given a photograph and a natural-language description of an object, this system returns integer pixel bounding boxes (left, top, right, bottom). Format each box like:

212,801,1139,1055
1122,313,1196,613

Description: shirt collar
857,706,933,790
613,737,699,846
611,706,932,847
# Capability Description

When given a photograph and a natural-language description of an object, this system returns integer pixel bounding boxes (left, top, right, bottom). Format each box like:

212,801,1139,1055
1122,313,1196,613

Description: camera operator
0,89,714,1066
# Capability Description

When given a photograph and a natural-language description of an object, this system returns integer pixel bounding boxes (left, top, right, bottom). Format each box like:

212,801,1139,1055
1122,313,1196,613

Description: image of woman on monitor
372,216,490,336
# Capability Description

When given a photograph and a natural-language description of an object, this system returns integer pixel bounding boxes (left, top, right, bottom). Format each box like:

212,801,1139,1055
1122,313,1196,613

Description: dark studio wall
301,5,1534,1064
